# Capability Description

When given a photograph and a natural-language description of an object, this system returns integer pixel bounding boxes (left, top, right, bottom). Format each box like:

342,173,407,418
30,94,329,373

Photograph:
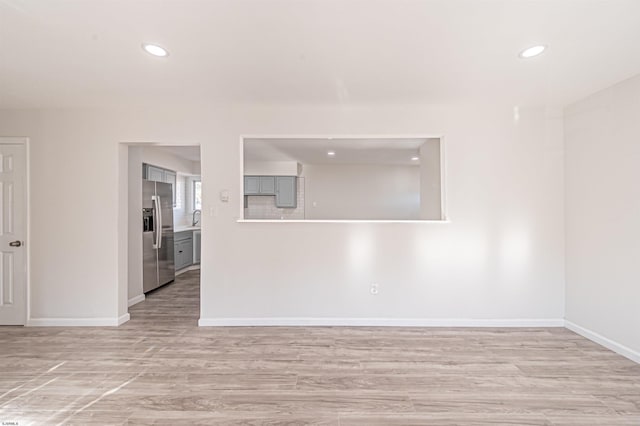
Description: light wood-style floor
1,271,640,425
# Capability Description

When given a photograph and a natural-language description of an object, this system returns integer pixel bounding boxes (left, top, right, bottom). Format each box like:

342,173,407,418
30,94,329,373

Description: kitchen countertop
174,226,201,232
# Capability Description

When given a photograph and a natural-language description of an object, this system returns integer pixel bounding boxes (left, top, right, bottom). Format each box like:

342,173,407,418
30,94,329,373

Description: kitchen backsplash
244,177,305,220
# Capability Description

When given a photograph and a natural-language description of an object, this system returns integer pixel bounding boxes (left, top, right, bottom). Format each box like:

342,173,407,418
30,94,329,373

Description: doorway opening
124,144,202,326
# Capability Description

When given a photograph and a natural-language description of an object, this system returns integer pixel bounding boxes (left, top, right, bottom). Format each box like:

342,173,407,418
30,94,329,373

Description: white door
0,141,26,325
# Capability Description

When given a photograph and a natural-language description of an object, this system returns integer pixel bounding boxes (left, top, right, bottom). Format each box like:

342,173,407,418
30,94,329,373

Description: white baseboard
565,320,640,364
28,315,129,327
117,313,130,325
198,317,565,327
176,264,200,276
128,294,145,307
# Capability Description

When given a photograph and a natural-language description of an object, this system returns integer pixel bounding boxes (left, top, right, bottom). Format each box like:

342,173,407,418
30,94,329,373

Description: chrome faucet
192,209,201,227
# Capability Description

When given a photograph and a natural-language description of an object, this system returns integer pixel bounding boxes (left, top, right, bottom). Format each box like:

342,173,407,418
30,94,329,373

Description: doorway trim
0,137,31,326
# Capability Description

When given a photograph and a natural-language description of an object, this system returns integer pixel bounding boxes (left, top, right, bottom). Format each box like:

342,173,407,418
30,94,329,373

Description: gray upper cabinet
144,164,177,206
244,176,276,195
259,176,275,194
244,176,260,195
275,176,297,208
146,165,165,182
244,175,297,208
164,171,177,206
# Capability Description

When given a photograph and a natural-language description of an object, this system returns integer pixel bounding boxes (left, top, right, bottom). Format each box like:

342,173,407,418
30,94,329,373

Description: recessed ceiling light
411,156,419,161
327,151,336,157
142,43,169,57
519,45,546,59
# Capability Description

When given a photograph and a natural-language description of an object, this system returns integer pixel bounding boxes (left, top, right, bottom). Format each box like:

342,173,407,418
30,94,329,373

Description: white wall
139,146,200,176
127,146,143,306
564,74,640,360
0,103,565,325
244,160,299,176
303,164,421,220
420,139,443,220
0,109,120,322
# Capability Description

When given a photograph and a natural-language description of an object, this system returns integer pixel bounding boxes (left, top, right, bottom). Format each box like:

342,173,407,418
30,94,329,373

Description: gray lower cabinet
275,176,297,208
174,231,193,271
193,231,201,264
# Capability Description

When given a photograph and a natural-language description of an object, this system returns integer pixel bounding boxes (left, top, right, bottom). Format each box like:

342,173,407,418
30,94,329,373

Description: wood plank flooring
1,270,639,425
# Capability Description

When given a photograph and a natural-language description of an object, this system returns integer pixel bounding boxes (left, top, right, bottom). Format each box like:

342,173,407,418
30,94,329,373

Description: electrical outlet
370,284,379,295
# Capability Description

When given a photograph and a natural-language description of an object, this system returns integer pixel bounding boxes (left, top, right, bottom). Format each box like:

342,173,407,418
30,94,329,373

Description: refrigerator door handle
156,195,163,249
152,195,161,249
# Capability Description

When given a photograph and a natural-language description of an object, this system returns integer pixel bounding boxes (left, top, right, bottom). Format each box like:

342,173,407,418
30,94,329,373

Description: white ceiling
244,138,434,165
153,146,201,162
2,0,640,108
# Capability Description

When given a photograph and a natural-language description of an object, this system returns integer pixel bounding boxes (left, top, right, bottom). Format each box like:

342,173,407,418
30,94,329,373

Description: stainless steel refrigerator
142,180,175,293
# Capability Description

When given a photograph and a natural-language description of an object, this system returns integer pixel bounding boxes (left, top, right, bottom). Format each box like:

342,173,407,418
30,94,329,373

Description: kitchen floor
1,272,639,425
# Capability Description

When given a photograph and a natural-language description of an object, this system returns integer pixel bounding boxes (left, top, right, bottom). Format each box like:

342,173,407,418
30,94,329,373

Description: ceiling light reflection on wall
142,43,169,57
519,45,546,58
411,156,419,161
327,151,336,157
